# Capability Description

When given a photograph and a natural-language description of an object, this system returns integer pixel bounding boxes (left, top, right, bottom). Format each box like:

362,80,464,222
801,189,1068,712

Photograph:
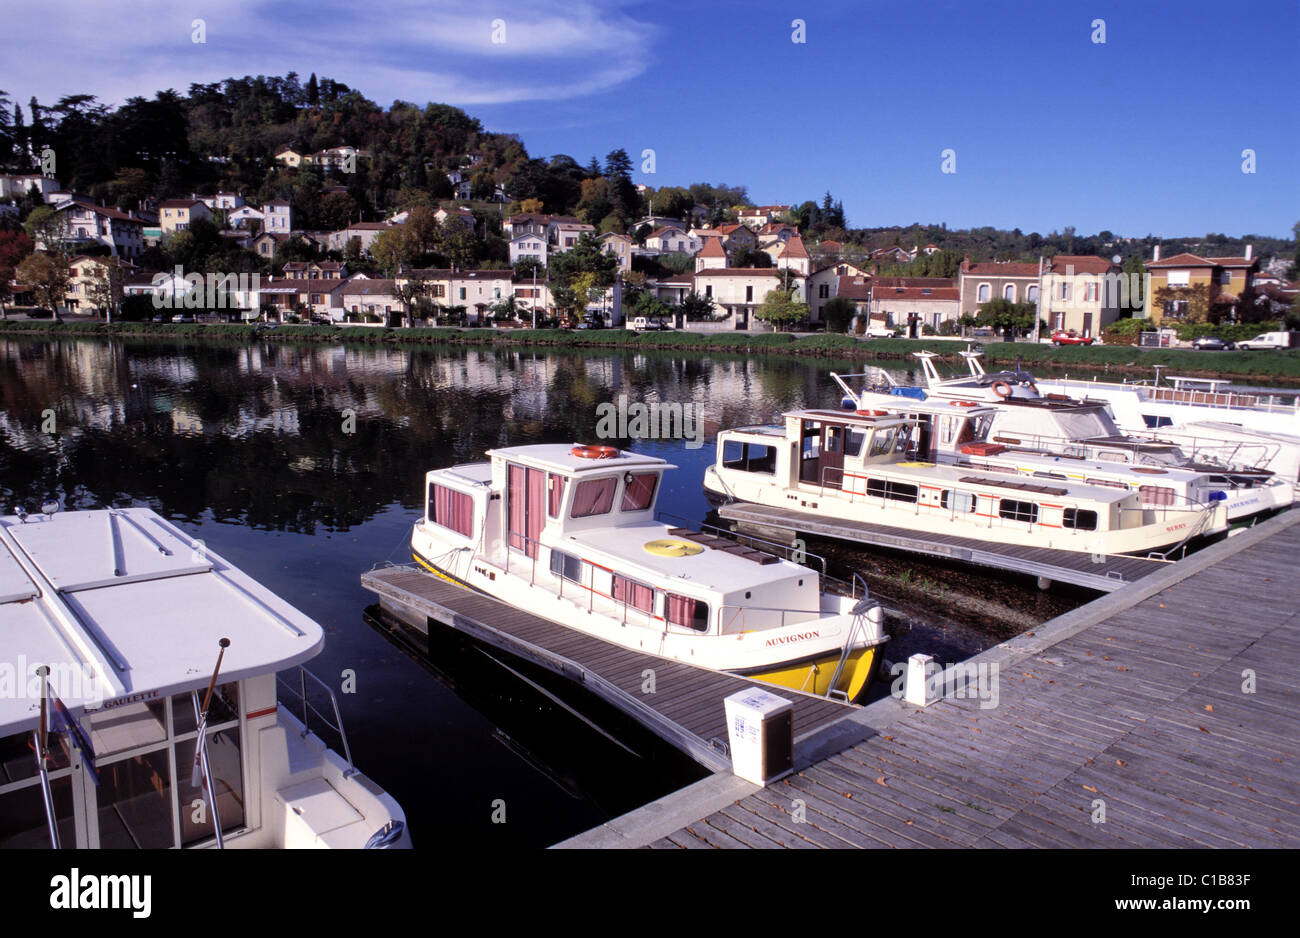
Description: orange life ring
954,400,978,407
856,409,888,417
571,444,619,459
992,381,1012,399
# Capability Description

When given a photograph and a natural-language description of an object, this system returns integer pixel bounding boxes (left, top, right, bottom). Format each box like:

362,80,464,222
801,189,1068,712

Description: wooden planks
361,565,856,773
650,515,1300,848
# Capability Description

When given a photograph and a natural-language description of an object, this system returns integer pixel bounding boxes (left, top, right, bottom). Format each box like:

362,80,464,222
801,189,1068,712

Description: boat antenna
192,638,231,848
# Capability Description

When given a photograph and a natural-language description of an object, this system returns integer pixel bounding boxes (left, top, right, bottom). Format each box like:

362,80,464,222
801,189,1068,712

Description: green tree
821,295,857,333
16,252,69,315
755,286,808,331
976,297,1038,336
678,291,716,322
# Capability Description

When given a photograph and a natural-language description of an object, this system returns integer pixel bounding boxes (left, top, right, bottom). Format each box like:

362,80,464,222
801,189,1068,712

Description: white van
1236,331,1298,351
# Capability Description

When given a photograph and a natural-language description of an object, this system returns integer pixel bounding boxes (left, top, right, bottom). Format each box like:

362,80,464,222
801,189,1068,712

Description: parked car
1192,336,1235,351
1050,330,1095,346
1235,331,1298,351
171,314,194,323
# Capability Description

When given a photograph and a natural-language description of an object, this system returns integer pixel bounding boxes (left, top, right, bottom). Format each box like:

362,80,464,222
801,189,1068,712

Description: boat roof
486,444,675,475
563,522,807,595
845,395,1000,418
0,508,324,735
782,408,913,426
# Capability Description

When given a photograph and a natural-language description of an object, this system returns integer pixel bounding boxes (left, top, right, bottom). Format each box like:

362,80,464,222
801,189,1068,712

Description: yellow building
158,199,211,235
1145,248,1258,324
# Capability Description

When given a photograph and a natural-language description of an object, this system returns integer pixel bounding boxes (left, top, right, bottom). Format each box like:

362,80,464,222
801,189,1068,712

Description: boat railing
1055,376,1300,415
276,665,356,778
716,602,822,635
654,509,828,577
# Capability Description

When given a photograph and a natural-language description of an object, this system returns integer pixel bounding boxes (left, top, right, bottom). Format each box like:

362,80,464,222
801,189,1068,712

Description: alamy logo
152,267,260,309
0,658,106,707
594,394,703,449
50,869,151,918
890,659,1000,709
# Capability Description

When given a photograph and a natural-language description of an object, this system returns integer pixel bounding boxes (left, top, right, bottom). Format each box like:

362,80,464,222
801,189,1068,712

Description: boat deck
565,508,1300,848
360,565,855,773
717,502,1171,592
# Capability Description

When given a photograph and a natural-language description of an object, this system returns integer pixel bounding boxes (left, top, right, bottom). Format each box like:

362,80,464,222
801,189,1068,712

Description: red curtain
571,478,616,518
612,575,654,613
547,473,566,518
431,484,473,537
508,464,526,552
526,468,545,556
666,593,697,627
620,473,658,512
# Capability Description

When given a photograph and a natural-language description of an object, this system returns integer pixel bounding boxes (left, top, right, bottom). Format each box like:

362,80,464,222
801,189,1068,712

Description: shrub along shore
3,318,1300,382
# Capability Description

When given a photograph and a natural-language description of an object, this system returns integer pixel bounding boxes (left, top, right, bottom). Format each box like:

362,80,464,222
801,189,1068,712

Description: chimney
1245,244,1253,260
1153,245,1160,262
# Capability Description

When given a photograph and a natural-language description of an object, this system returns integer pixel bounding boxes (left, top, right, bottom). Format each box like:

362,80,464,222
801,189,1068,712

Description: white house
262,199,293,233
509,233,548,267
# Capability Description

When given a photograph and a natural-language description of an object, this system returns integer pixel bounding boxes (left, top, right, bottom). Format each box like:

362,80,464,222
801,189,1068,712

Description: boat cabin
420,444,825,636
0,508,402,849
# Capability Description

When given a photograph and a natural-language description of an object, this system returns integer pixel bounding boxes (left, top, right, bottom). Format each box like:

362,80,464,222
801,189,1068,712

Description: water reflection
0,337,937,531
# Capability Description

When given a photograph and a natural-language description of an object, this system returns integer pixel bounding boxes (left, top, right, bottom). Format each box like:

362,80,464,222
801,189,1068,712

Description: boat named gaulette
396,444,888,703
704,406,1227,558
0,507,409,849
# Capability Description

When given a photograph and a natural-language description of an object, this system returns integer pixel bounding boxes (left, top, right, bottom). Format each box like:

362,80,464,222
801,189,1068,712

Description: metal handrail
716,602,821,635
276,666,356,777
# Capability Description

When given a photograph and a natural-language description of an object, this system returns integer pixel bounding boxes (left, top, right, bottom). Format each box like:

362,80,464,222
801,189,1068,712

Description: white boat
832,374,1289,525
1034,372,1300,485
393,443,888,703
900,351,1294,518
704,407,1227,559
0,506,409,849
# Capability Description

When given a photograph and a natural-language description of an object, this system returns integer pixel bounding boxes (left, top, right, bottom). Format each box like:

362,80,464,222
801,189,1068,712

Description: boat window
1032,471,1068,481
1085,477,1127,489
175,729,245,846
1142,415,1174,428
725,442,776,473
666,594,709,632
867,428,897,457
549,550,583,583
998,499,1039,524
1064,508,1098,530
0,771,75,848
547,473,567,519
941,490,976,513
1094,451,1128,463
89,698,168,758
571,477,617,518
171,682,239,735
96,747,175,849
826,426,843,454
844,429,866,457
612,575,654,613
620,472,658,511
1139,485,1176,506
429,483,474,537
866,478,918,503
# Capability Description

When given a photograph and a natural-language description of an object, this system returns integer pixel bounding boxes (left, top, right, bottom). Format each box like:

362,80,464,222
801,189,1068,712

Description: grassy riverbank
4,318,1300,381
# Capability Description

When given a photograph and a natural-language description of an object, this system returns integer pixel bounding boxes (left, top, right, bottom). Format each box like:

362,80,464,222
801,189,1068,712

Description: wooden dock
360,565,854,773
718,502,1171,592
560,509,1300,848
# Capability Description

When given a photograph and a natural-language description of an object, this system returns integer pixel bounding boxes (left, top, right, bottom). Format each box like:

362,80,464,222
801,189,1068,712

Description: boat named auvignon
704,405,1228,558
390,444,889,703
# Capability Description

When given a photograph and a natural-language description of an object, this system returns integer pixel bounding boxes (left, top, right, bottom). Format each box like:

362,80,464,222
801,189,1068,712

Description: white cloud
4,0,657,109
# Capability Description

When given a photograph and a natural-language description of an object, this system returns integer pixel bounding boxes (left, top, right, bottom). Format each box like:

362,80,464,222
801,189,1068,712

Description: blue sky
7,0,1298,237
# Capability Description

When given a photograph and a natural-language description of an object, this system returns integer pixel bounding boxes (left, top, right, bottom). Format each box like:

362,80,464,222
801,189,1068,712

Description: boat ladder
826,574,875,702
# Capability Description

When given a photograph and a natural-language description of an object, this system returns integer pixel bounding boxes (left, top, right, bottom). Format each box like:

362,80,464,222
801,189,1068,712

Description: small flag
51,695,99,787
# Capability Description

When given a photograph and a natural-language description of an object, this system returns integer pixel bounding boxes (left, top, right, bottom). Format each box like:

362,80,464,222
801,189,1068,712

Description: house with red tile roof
871,277,960,333
694,236,727,273
1040,255,1120,337
958,257,1043,317
47,201,147,258
1143,245,1260,324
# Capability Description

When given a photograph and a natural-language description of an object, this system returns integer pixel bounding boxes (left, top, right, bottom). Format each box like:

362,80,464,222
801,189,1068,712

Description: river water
0,337,1086,846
